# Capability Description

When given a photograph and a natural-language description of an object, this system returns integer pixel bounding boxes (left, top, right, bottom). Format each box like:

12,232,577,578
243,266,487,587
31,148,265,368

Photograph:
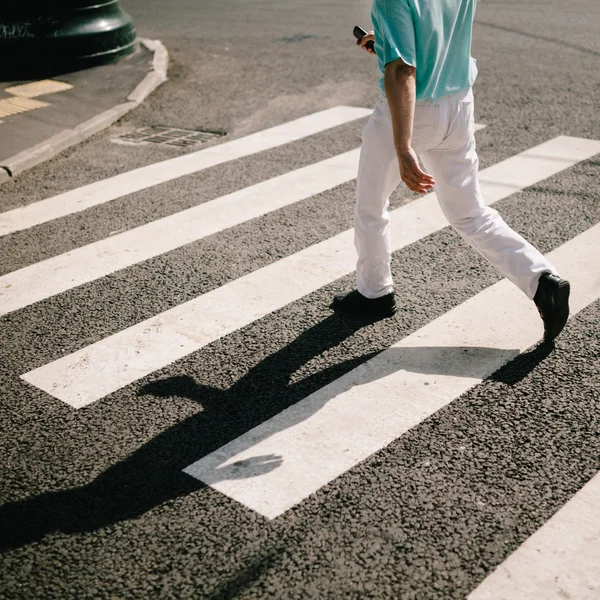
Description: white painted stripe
0,106,371,237
20,136,600,408
468,471,600,600
0,124,487,316
0,150,360,316
183,224,600,519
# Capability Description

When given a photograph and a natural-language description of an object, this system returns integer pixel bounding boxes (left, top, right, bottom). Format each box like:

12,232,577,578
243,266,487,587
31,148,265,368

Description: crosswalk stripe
0,106,371,237
467,471,600,599
19,136,600,408
0,149,360,316
183,224,600,518
0,123,487,317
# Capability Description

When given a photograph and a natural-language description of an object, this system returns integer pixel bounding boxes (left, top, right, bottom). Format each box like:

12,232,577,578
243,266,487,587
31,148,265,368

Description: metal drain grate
117,126,225,147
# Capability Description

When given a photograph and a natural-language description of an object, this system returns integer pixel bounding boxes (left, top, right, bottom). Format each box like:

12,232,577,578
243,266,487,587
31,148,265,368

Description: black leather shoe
330,289,397,318
533,273,570,343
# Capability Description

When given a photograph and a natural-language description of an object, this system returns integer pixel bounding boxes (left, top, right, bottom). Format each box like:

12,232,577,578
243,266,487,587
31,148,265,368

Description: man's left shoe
330,289,397,318
533,273,570,343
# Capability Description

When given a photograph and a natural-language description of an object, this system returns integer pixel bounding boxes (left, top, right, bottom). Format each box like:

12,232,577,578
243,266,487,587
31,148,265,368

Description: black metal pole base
0,1,138,80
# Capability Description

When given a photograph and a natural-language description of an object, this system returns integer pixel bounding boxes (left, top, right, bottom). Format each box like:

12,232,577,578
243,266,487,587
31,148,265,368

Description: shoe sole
544,279,570,342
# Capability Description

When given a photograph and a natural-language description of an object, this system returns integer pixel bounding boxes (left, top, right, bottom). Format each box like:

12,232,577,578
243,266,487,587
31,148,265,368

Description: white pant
354,87,558,300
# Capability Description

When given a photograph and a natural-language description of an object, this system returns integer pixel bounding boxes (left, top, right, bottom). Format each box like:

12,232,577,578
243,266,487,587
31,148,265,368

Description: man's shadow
0,313,379,549
0,312,553,551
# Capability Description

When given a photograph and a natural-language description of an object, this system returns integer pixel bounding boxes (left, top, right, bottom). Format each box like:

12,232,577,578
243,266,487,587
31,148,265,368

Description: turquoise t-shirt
371,0,478,101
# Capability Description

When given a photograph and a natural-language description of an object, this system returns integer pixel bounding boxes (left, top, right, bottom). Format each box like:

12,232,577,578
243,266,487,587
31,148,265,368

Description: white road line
0,120,487,316
19,136,600,409
468,471,600,600
0,106,371,237
183,224,600,519
0,124,486,316
0,150,360,316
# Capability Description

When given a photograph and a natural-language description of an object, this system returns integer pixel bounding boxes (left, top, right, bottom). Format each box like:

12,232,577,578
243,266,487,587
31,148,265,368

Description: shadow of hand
197,454,284,485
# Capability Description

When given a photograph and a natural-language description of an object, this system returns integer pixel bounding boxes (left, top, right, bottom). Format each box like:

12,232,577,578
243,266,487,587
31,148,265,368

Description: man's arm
384,60,416,152
384,59,435,194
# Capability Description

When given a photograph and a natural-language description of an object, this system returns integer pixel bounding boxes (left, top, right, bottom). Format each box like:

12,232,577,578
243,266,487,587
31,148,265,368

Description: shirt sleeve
376,0,417,68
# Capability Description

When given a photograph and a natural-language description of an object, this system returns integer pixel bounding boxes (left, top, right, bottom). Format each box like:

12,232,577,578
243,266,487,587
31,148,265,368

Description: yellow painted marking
0,78,71,120
5,79,73,98
0,97,50,118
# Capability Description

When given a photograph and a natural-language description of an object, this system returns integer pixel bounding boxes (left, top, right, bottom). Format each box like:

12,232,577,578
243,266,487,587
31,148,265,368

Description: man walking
331,0,570,343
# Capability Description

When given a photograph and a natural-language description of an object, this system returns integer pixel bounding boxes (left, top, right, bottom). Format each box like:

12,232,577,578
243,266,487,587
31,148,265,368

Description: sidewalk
0,38,168,184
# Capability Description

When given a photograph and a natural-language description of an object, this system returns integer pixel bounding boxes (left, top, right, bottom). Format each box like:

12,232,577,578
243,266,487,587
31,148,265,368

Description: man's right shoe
330,289,397,318
533,273,570,343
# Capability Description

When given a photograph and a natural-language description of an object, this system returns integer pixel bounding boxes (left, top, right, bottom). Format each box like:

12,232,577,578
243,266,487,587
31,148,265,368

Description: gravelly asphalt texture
1,1,599,598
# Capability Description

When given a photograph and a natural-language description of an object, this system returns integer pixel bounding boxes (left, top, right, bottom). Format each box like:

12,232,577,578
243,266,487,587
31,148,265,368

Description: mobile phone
353,25,375,53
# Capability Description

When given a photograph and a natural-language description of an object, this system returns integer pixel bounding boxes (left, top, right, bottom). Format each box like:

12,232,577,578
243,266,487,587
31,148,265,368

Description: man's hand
397,147,435,194
356,31,376,55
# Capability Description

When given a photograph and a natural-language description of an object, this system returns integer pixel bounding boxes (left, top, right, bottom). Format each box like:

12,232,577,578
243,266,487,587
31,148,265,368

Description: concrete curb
0,38,168,181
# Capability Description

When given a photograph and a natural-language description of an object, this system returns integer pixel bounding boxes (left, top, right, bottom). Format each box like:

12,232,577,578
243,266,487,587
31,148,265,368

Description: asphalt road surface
1,1,599,598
